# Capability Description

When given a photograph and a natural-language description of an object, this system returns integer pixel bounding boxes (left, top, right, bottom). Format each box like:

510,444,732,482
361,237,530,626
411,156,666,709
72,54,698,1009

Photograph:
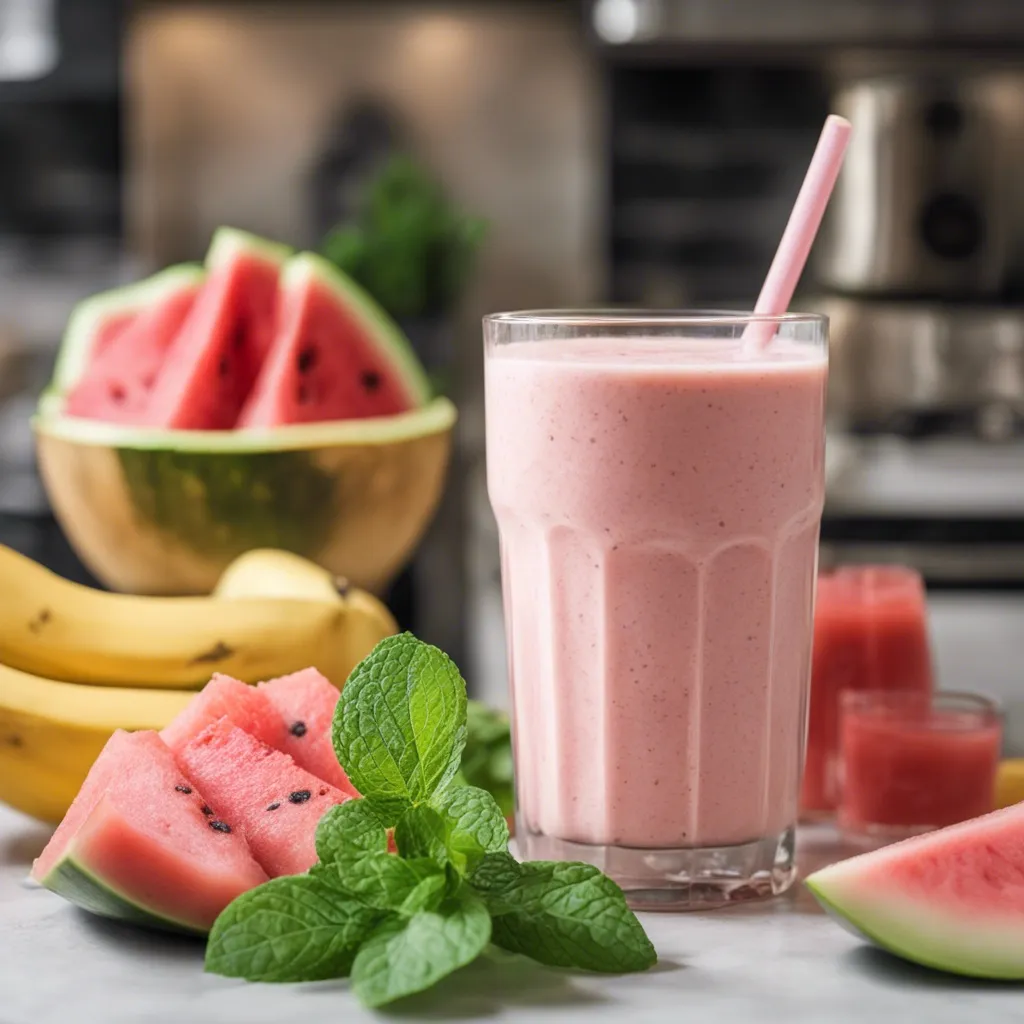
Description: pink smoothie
485,336,827,849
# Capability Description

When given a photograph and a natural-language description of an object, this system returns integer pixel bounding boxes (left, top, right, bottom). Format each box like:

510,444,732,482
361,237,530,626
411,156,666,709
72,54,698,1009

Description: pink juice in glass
484,313,828,909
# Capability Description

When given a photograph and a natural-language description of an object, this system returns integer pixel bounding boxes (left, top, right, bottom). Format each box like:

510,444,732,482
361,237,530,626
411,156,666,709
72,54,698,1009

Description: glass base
516,824,797,911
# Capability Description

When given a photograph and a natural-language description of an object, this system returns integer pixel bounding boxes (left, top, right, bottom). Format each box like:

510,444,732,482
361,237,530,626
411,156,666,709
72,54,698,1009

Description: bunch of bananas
0,547,397,823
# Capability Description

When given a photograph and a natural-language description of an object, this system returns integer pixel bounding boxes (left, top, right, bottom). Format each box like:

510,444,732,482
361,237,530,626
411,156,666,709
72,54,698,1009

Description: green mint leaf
315,798,390,865
351,892,491,1007
334,633,467,805
394,805,449,867
469,851,522,895
399,873,447,916
204,873,385,983
342,851,445,911
432,785,510,871
475,860,657,974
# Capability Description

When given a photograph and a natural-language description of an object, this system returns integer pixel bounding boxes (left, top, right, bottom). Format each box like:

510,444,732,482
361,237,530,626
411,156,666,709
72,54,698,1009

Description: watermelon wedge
176,717,350,877
159,673,281,755
238,252,431,428
63,265,205,425
50,265,205,396
807,803,1024,978
32,730,268,935
258,668,359,797
145,228,291,429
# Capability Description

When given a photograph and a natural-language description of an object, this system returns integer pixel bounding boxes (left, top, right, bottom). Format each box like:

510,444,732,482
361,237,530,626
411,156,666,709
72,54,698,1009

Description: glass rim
841,689,1002,722
483,308,828,328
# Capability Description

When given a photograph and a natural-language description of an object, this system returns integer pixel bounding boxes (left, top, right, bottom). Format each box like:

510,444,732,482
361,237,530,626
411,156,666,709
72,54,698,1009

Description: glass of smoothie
838,690,1002,843
484,310,828,909
800,566,934,818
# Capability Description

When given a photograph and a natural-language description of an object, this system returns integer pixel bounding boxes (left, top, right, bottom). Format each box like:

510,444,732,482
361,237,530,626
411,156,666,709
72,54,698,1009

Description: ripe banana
0,662,194,823
213,548,347,604
0,545,397,689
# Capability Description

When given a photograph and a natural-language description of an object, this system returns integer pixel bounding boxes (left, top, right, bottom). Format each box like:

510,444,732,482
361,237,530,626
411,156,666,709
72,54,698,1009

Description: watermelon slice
159,673,281,755
50,265,205,396
176,717,350,877
145,228,291,429
32,730,268,935
258,668,359,797
807,803,1024,978
237,252,431,428
63,265,205,424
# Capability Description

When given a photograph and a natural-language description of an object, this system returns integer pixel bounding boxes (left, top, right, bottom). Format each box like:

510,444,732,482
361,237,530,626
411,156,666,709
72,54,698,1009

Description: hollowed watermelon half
238,252,431,427
63,265,205,425
34,397,456,594
49,264,206,397
32,729,268,936
176,716,351,877
807,802,1024,978
145,228,291,429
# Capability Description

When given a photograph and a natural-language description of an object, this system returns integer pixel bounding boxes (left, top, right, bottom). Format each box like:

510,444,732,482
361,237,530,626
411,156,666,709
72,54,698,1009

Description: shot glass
838,690,1002,843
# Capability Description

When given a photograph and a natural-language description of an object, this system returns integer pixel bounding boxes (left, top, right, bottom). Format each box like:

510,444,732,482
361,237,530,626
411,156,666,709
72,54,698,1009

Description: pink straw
742,114,852,351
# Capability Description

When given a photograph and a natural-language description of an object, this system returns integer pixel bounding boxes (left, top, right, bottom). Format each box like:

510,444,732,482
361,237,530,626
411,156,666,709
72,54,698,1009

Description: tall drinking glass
484,311,828,910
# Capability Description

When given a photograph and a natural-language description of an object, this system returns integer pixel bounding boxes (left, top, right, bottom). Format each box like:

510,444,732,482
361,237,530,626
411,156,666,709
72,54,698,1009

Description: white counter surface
3,803,1024,1024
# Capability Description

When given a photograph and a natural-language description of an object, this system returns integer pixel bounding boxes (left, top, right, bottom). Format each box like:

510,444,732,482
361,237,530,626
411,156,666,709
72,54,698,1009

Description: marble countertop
3,804,1023,1024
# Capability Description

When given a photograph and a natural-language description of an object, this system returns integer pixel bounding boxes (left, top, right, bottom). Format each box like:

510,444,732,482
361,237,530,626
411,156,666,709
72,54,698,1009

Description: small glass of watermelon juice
838,690,1003,843
800,565,934,818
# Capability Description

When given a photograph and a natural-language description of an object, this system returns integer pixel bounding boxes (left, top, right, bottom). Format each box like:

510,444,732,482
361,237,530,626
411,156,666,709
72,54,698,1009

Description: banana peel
0,544,396,689
996,759,1024,809
0,662,194,823
0,547,399,823
213,548,347,603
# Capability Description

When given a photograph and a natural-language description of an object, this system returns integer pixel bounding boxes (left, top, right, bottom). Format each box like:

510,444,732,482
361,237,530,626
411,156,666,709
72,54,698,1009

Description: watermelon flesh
176,717,350,877
807,802,1024,978
238,252,431,428
32,730,268,935
63,266,204,425
50,267,202,395
159,673,282,755
145,228,290,429
258,668,360,797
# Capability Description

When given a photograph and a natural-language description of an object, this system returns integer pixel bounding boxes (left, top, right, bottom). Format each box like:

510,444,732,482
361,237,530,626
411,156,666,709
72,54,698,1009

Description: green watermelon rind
206,227,292,272
287,251,433,407
806,871,1024,980
33,395,456,452
41,853,208,937
50,264,206,395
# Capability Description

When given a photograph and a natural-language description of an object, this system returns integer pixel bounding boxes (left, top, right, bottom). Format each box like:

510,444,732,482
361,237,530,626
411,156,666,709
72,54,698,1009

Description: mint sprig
333,633,467,810
204,633,656,1006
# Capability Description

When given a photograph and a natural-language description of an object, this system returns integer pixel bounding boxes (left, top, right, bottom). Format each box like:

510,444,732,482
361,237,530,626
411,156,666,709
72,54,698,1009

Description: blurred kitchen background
4,0,1024,724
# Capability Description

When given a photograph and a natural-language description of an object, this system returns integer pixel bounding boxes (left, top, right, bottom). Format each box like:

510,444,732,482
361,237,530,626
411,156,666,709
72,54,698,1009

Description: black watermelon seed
175,784,192,794
267,802,281,811
297,347,317,373
209,820,232,833
360,370,382,392
201,805,214,817
289,790,311,804
290,721,307,738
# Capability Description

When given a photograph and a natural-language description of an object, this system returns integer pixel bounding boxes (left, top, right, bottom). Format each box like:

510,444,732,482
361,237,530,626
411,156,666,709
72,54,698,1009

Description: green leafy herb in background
205,633,656,1008
456,699,514,817
320,156,487,321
